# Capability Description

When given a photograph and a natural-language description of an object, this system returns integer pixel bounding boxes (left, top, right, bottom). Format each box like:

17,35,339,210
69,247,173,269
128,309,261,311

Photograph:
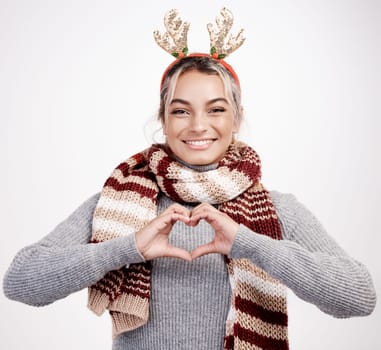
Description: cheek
163,118,185,137
219,119,236,136
163,123,179,139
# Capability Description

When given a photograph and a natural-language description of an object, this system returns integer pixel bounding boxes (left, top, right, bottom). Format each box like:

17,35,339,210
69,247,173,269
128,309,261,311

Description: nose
189,113,207,132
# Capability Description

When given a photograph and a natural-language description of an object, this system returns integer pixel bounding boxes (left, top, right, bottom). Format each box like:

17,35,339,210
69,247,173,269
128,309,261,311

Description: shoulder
268,190,300,222
268,190,322,240
71,192,101,217
269,190,298,210
60,192,101,228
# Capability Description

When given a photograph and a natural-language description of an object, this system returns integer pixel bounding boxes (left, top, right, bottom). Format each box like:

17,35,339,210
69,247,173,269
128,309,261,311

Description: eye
169,108,190,117
209,107,226,114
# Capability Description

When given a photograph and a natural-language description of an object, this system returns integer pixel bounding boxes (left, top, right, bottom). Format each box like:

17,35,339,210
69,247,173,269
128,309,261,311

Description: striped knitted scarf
88,141,289,349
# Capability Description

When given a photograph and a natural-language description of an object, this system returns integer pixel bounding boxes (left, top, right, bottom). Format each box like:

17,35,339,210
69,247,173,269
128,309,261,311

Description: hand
135,204,192,261
189,203,239,259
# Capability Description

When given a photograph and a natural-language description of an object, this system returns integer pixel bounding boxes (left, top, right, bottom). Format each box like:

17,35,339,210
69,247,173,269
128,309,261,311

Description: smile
184,139,215,146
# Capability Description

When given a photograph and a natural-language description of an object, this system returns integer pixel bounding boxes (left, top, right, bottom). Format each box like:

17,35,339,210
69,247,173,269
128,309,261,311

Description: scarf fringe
109,295,150,338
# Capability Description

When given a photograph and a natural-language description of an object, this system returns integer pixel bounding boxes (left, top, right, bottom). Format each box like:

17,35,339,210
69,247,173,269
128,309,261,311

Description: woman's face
163,70,239,165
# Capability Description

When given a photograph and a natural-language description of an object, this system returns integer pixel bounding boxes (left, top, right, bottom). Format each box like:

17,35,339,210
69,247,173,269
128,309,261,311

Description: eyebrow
170,97,229,105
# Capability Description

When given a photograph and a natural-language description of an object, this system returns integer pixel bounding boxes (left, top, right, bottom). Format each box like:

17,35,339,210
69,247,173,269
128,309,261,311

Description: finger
191,242,217,260
156,212,190,230
169,213,191,227
162,203,191,217
165,245,192,261
190,202,219,220
191,202,217,214
189,210,218,227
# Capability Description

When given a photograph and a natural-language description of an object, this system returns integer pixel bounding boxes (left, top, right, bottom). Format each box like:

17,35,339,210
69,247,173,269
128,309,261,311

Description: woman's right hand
135,204,192,261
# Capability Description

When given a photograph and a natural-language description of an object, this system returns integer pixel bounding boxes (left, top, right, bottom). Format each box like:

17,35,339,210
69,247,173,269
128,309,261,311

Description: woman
3,9,377,350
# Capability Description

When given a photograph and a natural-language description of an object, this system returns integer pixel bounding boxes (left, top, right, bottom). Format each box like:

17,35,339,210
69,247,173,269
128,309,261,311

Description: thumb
165,245,192,261
191,242,217,260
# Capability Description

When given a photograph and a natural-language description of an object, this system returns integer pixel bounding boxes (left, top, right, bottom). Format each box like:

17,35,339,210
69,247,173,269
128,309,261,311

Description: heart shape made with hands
135,202,240,262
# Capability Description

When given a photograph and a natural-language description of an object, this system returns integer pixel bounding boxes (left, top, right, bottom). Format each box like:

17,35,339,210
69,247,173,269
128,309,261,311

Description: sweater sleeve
2,193,145,307
230,191,377,318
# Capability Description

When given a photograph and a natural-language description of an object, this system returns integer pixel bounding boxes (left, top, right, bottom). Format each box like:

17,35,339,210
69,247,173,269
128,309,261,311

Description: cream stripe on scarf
96,197,156,221
236,310,288,340
233,266,287,298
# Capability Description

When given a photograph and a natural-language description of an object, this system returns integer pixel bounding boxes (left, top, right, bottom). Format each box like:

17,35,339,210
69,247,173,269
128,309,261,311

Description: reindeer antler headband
154,8,245,88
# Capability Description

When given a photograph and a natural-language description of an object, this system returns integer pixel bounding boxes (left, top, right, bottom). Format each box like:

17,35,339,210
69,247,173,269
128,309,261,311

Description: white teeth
186,140,212,146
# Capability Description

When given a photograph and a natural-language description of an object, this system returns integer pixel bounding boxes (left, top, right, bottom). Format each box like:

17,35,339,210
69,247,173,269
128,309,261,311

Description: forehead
172,71,225,100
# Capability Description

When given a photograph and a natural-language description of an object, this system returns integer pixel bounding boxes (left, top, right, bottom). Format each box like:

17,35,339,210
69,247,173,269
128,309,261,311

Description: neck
172,153,218,172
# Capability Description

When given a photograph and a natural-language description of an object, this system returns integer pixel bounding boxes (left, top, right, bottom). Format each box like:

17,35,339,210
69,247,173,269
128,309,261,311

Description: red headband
160,53,240,91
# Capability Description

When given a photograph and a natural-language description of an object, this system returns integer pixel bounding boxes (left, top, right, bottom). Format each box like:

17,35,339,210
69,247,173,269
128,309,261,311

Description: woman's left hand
189,202,239,259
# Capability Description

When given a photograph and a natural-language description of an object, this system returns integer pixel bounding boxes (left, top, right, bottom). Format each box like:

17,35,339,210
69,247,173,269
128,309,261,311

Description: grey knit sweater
3,191,376,349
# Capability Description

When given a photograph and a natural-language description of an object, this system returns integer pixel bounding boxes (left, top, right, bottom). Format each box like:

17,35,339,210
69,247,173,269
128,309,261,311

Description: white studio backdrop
1,0,380,349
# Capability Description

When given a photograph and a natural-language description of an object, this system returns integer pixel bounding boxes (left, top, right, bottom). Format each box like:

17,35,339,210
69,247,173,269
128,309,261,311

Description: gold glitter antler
207,7,245,59
153,9,190,58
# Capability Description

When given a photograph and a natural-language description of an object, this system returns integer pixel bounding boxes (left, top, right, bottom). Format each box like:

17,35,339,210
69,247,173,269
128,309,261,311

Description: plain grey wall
1,0,380,349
